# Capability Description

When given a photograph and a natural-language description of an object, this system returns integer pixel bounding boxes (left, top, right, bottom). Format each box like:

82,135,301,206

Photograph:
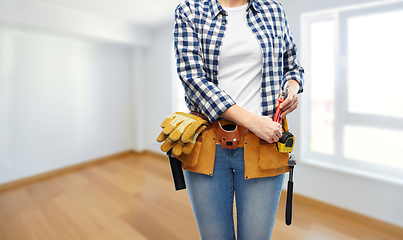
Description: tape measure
277,131,295,153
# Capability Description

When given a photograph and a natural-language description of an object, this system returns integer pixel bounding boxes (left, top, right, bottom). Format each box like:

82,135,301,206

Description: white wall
280,0,403,228
0,27,134,184
131,47,148,152
144,23,177,153
0,0,151,184
0,0,152,46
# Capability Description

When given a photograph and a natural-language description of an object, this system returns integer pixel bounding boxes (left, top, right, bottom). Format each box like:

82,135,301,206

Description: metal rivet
245,130,248,133
209,172,213,176
246,176,248,179
244,142,247,145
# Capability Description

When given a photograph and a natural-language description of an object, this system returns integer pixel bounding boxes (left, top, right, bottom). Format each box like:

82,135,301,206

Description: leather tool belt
159,111,290,179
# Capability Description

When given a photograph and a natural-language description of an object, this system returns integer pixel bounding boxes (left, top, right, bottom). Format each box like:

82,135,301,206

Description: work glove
167,124,206,156
157,112,208,155
182,125,206,154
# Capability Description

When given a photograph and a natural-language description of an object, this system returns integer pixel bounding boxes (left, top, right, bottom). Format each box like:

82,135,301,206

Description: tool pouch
176,126,216,172
259,140,289,169
175,128,203,167
258,117,290,170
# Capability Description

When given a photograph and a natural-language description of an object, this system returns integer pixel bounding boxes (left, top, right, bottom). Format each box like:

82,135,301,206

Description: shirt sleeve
174,5,236,123
281,7,305,93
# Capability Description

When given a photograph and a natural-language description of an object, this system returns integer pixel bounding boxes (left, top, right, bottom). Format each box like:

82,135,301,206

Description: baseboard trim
0,150,138,193
145,150,168,160
281,190,403,233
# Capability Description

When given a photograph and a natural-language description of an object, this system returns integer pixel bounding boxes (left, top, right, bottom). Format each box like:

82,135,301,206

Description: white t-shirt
218,3,263,116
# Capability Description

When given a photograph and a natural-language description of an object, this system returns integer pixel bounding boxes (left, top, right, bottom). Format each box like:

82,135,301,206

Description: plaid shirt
174,0,304,123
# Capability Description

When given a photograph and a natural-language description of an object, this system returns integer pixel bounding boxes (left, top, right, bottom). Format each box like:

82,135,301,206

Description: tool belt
160,112,290,179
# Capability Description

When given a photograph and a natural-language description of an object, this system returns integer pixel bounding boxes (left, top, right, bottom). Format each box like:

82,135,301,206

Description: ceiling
31,0,184,26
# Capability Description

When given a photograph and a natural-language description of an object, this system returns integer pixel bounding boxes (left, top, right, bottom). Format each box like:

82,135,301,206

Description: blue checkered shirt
174,0,304,123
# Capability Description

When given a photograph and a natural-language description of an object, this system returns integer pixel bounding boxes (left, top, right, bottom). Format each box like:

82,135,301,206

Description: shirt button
213,72,217,75
216,43,219,47
222,21,226,25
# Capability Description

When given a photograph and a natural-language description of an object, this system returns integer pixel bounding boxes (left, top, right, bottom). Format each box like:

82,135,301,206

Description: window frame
301,1,403,183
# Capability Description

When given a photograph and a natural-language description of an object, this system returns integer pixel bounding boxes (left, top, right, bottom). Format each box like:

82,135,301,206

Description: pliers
274,81,289,124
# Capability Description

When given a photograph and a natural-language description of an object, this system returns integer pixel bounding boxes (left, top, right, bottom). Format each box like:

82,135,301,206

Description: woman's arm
174,4,235,123
277,5,305,118
276,79,300,119
221,105,282,143
222,79,300,143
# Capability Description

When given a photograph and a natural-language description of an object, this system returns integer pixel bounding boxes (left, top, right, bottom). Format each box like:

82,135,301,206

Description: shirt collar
249,0,263,13
210,0,262,19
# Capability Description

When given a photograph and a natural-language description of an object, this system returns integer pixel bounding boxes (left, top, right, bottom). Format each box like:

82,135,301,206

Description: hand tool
286,155,296,226
273,82,288,124
274,82,295,153
166,149,186,191
274,82,297,225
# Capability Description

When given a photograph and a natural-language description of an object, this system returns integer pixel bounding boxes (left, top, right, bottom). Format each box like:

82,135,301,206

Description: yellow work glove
160,136,175,153
172,141,184,157
157,112,184,143
182,125,206,154
157,112,208,155
170,125,206,156
158,112,208,142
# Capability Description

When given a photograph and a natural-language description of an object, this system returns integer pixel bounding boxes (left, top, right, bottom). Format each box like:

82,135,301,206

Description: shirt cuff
283,68,304,94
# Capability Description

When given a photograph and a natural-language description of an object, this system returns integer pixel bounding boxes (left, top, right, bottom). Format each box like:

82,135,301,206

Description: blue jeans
184,145,284,240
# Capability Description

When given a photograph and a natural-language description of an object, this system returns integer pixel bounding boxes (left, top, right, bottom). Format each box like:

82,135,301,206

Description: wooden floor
0,151,402,240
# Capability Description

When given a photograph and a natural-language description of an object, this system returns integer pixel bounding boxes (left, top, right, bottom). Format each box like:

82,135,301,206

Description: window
302,1,403,181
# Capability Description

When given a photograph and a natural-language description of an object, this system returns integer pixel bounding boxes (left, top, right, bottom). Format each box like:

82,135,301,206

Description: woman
173,0,304,239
